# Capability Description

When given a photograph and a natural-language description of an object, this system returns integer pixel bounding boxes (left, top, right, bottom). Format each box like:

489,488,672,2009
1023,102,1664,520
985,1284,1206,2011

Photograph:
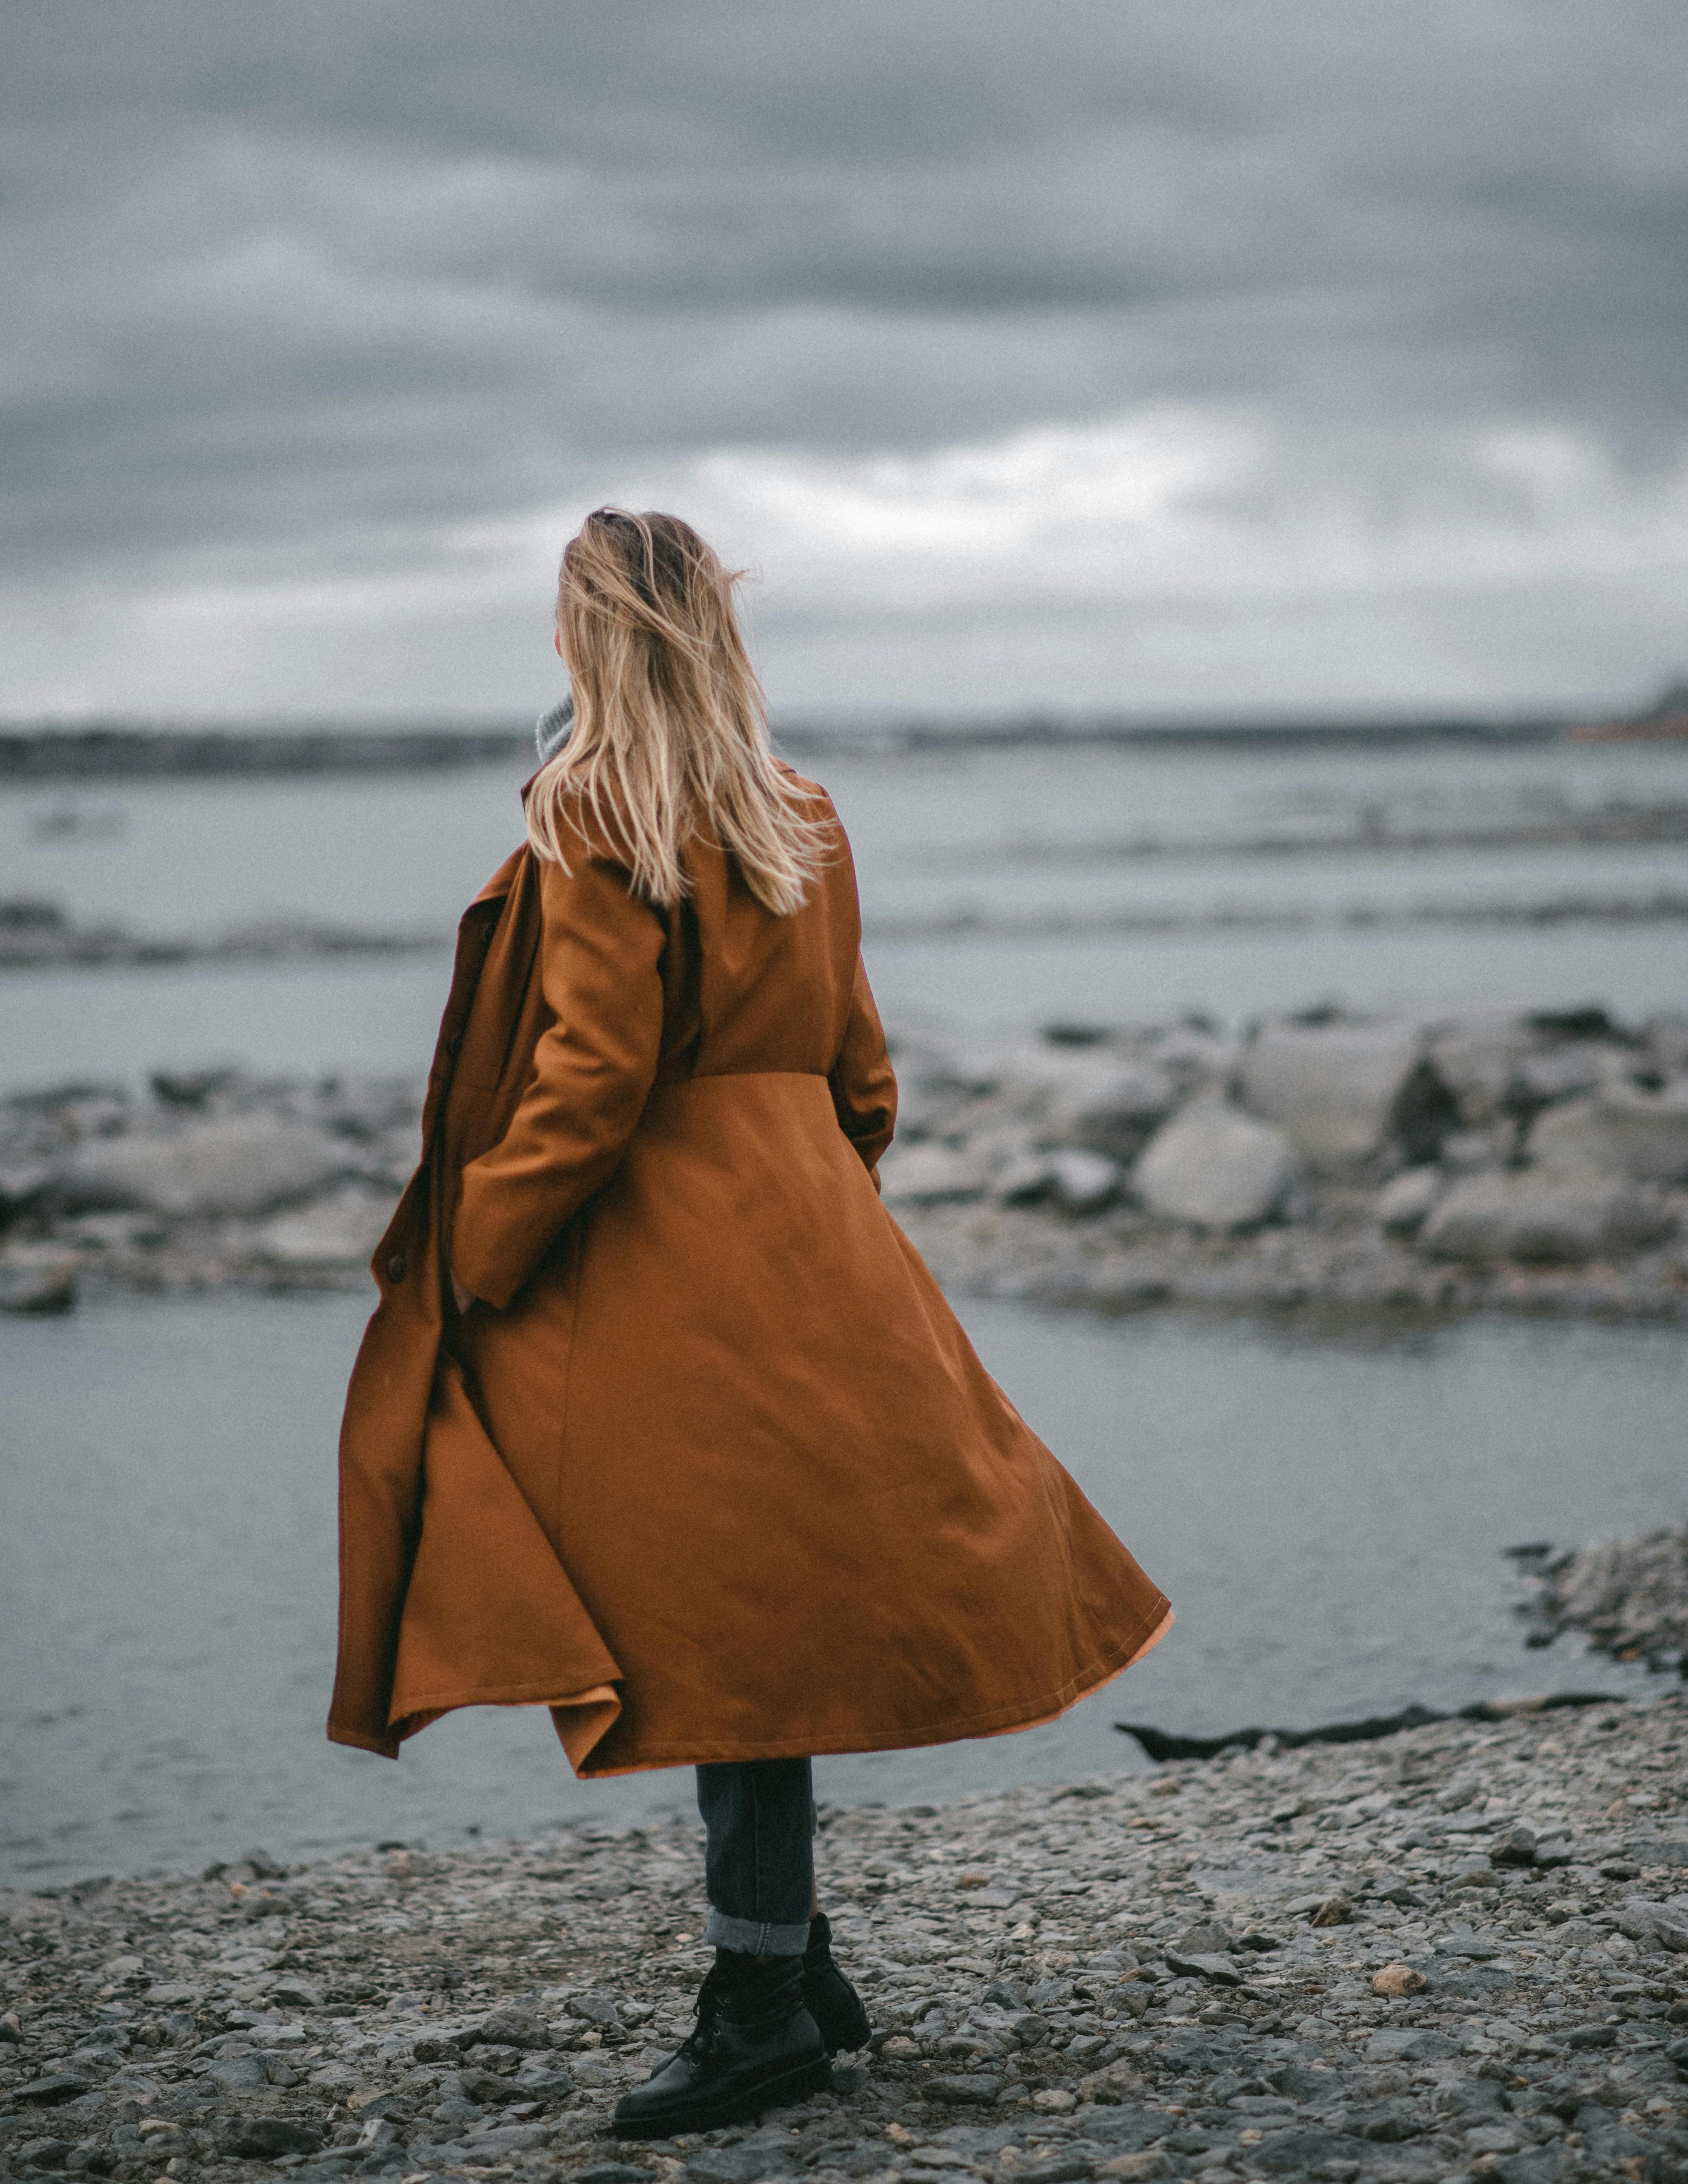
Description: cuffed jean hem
704,1909,811,1957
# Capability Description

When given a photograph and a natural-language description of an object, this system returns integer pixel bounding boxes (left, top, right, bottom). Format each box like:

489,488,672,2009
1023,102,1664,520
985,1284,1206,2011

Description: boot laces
679,1959,733,2062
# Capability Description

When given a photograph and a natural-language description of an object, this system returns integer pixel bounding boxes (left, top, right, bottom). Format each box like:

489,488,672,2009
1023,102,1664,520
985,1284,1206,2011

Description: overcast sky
4,0,1686,723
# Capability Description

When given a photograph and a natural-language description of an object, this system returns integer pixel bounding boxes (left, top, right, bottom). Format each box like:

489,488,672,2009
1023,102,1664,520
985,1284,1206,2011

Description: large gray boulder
1131,1099,1302,1230
1508,1042,1635,1111
1424,1011,1539,1128
1525,1094,1611,1173
876,1142,990,1208
994,1147,1122,1215
1603,1081,1688,1183
1528,1082,1688,1185
1045,1149,1121,1214
1236,1018,1451,1175
1419,1168,1675,1264
0,1245,79,1314
1426,1010,1645,1129
314,1074,424,1144
1145,1024,1236,1096
59,1118,353,1219
1374,1166,1444,1237
882,1029,1000,1140
1436,1125,1511,1175
1040,1056,1178,1161
251,1186,398,1270
1644,1014,1688,1075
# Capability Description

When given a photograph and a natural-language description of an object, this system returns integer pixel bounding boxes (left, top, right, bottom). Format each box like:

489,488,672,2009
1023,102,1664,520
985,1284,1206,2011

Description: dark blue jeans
696,1757,815,1956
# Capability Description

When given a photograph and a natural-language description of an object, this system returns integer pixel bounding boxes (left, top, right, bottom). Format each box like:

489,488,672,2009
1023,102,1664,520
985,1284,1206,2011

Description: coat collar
468,841,530,913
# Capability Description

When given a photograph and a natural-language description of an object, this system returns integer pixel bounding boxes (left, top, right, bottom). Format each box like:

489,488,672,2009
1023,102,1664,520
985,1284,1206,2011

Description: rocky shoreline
1514,1533,1688,1678
4,1696,1685,2184
3,1004,1686,1321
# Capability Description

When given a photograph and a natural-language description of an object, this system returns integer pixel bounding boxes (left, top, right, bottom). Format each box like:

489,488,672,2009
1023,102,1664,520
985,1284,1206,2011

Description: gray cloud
3,0,1686,713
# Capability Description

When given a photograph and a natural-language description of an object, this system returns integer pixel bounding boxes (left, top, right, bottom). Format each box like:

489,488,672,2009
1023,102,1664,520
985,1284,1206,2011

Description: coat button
386,1254,406,1282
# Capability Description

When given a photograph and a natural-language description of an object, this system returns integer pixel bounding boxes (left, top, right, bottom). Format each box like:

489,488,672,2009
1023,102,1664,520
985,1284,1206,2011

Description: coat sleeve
828,949,898,1184
451,853,665,1309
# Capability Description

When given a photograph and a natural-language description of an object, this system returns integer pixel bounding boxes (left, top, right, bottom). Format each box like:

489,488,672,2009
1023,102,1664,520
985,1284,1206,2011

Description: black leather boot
802,1912,871,2054
612,1950,830,2139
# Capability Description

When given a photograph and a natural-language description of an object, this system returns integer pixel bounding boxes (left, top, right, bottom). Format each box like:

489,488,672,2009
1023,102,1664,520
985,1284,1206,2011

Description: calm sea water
1,1292,1682,1887
3,735,1686,1089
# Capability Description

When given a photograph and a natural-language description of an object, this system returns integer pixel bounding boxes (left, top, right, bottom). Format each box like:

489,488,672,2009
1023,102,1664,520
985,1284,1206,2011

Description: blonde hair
526,508,829,914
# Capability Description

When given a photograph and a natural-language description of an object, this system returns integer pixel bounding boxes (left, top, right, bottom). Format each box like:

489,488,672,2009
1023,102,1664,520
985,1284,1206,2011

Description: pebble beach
5,1695,1686,2184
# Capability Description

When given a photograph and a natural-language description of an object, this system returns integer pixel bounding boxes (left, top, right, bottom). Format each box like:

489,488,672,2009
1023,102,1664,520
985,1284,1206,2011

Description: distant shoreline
0,725,535,781
0,711,1640,782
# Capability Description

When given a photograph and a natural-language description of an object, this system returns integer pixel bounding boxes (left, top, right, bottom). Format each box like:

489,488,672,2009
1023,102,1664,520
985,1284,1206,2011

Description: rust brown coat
328,774,1170,1773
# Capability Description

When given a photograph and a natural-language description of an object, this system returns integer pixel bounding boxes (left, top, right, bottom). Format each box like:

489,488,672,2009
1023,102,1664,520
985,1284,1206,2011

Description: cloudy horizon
5,0,1687,725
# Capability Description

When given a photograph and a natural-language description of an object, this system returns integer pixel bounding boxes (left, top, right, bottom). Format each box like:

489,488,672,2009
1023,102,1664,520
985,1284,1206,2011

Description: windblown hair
526,508,829,914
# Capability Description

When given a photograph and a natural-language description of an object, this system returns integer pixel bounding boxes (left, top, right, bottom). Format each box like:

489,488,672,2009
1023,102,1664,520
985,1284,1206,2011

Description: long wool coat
328,773,1170,1774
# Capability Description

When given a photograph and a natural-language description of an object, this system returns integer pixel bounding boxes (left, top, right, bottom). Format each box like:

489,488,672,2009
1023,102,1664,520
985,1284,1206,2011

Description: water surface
4,735,1684,1089
2,1292,1679,1886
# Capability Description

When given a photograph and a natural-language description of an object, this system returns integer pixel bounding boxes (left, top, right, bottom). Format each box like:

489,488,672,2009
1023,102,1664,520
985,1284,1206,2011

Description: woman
329,508,1171,2140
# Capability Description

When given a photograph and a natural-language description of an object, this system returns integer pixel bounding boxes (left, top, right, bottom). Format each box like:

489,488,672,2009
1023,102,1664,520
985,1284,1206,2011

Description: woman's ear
554,628,564,658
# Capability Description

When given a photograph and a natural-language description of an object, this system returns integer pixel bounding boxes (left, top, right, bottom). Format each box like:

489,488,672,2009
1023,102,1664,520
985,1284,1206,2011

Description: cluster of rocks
1514,1531,1688,1677
878,1005,1688,1321
0,1070,418,1312
4,1696,1686,2184
3,1004,1687,1320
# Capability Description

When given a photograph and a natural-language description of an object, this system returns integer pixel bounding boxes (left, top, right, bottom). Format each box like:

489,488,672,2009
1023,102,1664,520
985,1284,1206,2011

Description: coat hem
327,1721,402,1759
332,1607,1170,1781
575,1601,1174,1778
323,1607,1171,1778
386,1678,624,1774
389,1675,618,1714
